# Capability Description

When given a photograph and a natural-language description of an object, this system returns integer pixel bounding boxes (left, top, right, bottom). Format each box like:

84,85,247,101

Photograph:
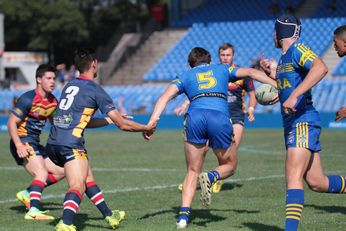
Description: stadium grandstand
0,0,345,126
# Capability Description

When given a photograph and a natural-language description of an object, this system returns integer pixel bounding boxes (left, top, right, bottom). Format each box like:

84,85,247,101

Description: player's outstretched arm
174,99,190,116
236,68,277,88
144,84,179,140
86,117,113,128
107,109,155,132
283,58,328,114
7,114,30,158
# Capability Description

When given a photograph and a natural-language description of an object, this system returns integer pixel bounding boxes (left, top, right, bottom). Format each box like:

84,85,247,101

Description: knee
306,179,325,192
69,180,86,194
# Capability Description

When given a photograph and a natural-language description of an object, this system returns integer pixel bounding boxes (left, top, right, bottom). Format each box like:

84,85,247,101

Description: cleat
55,220,76,231
178,184,183,193
199,172,212,207
176,219,188,229
211,180,224,193
16,189,30,209
24,209,54,220
105,210,126,229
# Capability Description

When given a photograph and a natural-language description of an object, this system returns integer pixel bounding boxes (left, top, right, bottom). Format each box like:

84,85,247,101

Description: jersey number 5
59,86,80,110
197,71,217,90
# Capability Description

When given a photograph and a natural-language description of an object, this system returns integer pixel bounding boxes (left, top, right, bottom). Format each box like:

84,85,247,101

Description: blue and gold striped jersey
171,63,239,115
11,88,57,142
276,39,320,127
47,75,115,149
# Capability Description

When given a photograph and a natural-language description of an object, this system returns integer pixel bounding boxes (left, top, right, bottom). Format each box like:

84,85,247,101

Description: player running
261,15,346,231
47,48,155,231
143,47,276,229
174,43,257,193
333,25,346,122
7,64,65,220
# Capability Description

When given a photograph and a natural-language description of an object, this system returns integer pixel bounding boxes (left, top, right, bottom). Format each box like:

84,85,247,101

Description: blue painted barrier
1,113,345,132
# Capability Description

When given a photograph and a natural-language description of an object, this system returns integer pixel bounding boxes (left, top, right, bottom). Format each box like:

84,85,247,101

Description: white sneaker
176,219,188,229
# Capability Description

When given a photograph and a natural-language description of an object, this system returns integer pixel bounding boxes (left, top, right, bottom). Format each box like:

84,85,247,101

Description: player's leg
85,165,125,229
305,151,346,195
212,122,243,193
177,141,207,228
22,154,55,220
285,147,311,231
199,110,234,207
44,157,65,185
232,123,244,150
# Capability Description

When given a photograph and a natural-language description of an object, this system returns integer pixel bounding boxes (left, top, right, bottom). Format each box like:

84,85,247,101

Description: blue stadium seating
312,0,346,18
172,0,301,27
1,78,345,114
145,17,346,82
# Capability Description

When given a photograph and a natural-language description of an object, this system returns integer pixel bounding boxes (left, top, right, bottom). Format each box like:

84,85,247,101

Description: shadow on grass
242,222,283,231
220,182,243,191
138,206,260,227
305,204,346,215
48,213,90,230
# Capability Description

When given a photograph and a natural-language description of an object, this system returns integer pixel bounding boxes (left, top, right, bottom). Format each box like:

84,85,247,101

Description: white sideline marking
0,174,284,205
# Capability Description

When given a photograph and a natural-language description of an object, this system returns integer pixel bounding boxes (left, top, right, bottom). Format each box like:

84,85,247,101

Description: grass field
0,129,345,231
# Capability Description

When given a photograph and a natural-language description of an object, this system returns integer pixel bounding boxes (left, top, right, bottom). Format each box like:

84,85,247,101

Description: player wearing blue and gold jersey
263,15,346,231
49,48,155,231
174,43,257,193
7,64,65,220
143,47,276,229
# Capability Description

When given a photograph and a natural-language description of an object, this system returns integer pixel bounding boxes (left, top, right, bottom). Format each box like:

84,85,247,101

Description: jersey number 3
59,86,80,110
197,71,217,90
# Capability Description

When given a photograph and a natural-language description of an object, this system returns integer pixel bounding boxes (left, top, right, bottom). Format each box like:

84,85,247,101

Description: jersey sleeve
225,65,239,82
11,94,32,120
170,76,184,95
292,43,318,70
94,86,116,114
244,78,255,92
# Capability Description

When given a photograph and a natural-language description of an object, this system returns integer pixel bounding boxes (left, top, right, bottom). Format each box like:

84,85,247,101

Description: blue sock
327,175,346,193
285,189,304,231
207,170,220,184
177,207,190,223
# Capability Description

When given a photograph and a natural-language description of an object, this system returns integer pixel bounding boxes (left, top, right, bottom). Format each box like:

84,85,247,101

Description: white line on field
0,174,284,205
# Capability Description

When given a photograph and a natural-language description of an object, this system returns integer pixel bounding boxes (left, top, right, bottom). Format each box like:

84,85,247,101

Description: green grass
0,129,345,230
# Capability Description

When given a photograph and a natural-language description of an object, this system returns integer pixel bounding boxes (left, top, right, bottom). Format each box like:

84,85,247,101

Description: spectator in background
328,0,337,13
270,1,280,16
56,63,66,87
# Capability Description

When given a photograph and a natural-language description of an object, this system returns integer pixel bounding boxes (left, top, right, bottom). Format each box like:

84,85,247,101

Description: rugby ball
255,84,278,105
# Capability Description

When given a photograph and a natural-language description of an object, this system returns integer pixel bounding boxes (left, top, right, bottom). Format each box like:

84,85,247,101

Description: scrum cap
275,14,301,41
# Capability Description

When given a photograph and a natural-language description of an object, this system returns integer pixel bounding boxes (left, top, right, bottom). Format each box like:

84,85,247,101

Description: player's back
48,76,114,148
177,63,237,114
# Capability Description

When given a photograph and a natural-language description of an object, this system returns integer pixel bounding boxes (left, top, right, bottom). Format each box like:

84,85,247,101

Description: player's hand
282,95,297,114
260,59,272,76
246,107,255,122
174,105,187,116
143,120,157,141
16,144,30,158
335,107,346,122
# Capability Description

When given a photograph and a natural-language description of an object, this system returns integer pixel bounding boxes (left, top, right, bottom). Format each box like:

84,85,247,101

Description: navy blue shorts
46,144,88,167
284,122,321,152
184,109,233,149
10,140,47,165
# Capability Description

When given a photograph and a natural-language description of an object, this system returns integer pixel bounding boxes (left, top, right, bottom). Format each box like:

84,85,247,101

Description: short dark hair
36,64,56,78
334,25,346,38
188,47,211,68
74,48,96,73
218,43,235,54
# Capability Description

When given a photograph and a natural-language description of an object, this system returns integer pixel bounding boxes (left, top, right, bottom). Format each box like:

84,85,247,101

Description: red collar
77,75,93,81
